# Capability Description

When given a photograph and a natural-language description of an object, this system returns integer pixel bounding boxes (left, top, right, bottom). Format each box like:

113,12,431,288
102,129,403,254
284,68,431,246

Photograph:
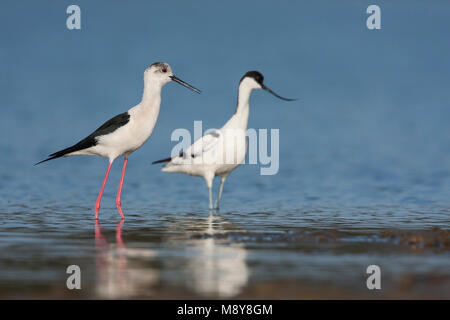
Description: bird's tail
151,157,172,165
35,144,83,165
35,131,97,165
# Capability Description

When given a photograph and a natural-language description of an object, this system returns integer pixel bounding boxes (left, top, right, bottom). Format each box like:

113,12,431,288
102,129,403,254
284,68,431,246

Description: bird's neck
230,83,252,129
129,80,163,124
140,80,162,108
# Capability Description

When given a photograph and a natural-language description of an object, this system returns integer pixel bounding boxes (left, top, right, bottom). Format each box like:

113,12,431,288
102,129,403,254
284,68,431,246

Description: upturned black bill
262,84,296,101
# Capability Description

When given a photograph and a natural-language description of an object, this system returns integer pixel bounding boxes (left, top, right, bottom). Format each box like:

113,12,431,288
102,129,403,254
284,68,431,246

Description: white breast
95,102,161,162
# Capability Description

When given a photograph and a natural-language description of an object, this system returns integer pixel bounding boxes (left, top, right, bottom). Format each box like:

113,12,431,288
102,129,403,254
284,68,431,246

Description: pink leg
95,162,112,220
116,157,128,220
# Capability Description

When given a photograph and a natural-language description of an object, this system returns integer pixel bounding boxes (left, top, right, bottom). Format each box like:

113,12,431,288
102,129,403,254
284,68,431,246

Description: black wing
87,111,130,139
152,150,184,165
152,130,222,165
35,112,130,165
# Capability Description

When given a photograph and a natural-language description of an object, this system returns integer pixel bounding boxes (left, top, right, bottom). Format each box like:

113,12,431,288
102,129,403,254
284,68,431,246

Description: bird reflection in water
183,214,249,298
94,220,158,298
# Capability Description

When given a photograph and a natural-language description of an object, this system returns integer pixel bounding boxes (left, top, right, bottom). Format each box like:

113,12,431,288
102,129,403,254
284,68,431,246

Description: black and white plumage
153,71,295,210
35,112,131,165
36,62,200,219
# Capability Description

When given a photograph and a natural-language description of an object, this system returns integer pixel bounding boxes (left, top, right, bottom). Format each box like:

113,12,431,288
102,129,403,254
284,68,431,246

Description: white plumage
37,62,200,219
155,71,295,210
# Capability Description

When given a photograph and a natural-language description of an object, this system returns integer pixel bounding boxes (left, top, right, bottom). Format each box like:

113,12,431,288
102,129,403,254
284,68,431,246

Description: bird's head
145,62,200,93
239,71,296,101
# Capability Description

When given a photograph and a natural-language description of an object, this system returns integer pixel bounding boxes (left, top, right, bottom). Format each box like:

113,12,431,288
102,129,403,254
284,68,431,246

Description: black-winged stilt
36,62,200,219
152,71,295,210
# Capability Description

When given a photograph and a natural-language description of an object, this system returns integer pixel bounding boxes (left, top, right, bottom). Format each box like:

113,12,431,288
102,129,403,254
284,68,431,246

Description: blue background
1,0,449,212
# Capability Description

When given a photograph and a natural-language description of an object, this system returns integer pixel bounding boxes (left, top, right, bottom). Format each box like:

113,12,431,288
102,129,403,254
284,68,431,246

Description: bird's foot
116,200,125,220
94,204,100,220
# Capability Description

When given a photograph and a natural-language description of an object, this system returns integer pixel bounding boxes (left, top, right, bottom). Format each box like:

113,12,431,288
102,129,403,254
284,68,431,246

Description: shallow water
1,1,450,299
0,205,449,299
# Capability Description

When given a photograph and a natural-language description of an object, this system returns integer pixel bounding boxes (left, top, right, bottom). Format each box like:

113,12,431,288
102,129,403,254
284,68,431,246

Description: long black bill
262,84,297,101
170,75,201,94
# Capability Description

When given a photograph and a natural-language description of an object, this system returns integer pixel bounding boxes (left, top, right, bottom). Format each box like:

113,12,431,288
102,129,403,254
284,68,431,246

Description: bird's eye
162,68,167,73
